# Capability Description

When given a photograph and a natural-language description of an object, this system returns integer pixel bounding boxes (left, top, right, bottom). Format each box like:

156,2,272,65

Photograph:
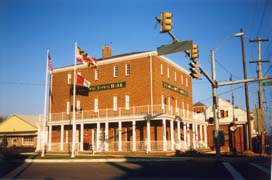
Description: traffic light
189,60,200,79
160,12,173,33
190,44,199,60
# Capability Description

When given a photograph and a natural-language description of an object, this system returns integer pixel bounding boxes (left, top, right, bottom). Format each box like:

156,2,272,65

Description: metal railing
49,104,193,121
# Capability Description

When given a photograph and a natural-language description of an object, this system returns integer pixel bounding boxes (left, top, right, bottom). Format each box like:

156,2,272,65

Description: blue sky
0,0,271,126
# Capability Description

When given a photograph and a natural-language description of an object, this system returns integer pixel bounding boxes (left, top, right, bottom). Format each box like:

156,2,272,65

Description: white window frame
125,64,130,76
94,98,98,112
113,65,118,77
95,69,99,80
68,73,71,84
125,95,130,110
167,67,170,79
160,64,163,75
66,101,70,115
181,75,184,85
113,96,118,111
76,100,81,112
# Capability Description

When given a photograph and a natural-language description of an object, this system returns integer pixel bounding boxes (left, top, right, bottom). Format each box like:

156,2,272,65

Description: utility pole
211,50,220,157
239,28,252,150
249,37,270,154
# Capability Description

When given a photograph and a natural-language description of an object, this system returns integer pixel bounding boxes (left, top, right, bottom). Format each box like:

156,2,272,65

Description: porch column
195,124,199,149
96,123,100,151
80,123,84,151
132,120,136,151
204,124,208,148
147,119,151,152
200,124,203,148
192,124,196,149
105,122,109,151
183,122,187,150
162,119,167,151
48,125,52,151
170,120,174,151
118,121,122,151
177,120,181,150
60,124,64,151
187,123,190,149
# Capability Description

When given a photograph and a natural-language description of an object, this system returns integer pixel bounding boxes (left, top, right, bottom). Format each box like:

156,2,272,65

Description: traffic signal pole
211,50,220,157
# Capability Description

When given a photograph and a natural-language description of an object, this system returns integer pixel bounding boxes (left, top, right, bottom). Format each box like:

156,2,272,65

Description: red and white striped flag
76,47,97,68
77,74,91,88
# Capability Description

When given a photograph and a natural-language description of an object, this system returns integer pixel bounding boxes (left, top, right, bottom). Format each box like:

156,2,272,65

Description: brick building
43,46,208,154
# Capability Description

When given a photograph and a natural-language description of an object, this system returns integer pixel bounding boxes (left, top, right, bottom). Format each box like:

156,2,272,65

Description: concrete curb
24,157,192,163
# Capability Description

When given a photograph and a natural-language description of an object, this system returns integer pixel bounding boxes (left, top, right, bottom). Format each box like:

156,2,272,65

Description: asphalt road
1,157,271,180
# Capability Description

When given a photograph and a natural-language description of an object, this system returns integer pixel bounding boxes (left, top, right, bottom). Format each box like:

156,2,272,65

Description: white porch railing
49,104,194,121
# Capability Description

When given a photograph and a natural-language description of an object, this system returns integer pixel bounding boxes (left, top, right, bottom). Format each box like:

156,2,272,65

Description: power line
0,81,45,87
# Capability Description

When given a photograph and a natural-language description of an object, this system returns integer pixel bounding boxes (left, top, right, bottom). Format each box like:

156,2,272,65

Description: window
68,73,71,84
181,75,184,85
113,65,118,77
125,64,130,76
185,77,188,87
161,95,165,110
113,96,118,111
23,136,34,145
168,96,171,111
160,64,163,75
174,71,177,81
182,101,185,115
95,69,99,80
125,95,130,110
76,100,81,112
94,98,98,112
66,101,70,115
186,103,189,117
167,67,170,79
175,99,178,113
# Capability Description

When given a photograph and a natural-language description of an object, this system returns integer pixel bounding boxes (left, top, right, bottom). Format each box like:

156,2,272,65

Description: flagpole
71,42,77,158
41,49,49,157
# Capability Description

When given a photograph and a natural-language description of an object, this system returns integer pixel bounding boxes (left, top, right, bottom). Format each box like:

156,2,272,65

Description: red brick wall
51,54,192,115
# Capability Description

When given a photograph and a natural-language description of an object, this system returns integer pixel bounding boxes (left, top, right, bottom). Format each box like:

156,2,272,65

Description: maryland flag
76,47,97,68
77,74,91,88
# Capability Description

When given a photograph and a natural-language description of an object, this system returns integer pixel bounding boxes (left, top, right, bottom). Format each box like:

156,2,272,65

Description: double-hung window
125,64,130,76
114,65,118,77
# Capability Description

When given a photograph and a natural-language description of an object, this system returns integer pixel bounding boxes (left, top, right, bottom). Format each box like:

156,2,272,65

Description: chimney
102,44,112,59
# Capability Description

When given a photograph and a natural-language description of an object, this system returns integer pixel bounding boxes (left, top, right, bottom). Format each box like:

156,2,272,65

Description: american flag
48,52,53,74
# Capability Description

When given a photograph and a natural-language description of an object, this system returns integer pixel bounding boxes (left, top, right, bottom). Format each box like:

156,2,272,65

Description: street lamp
211,30,247,157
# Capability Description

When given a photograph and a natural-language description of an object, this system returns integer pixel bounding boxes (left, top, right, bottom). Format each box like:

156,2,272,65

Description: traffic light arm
155,16,178,43
198,65,217,87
